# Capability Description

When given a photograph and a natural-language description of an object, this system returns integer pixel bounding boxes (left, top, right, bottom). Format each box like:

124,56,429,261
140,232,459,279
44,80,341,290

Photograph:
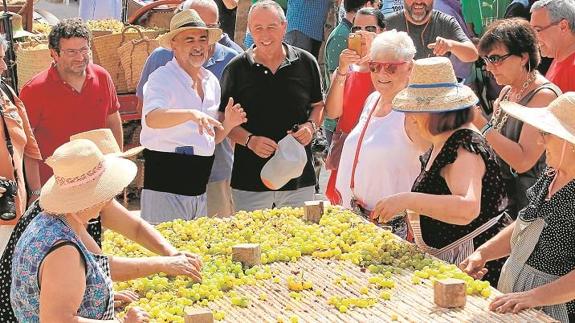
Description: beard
405,3,432,23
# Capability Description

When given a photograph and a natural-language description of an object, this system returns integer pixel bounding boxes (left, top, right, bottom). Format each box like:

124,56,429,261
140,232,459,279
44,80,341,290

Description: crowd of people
1,0,575,321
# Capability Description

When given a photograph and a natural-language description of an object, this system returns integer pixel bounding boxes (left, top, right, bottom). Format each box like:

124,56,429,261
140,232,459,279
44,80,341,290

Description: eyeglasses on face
482,53,513,66
59,47,91,57
533,20,561,33
368,61,407,74
351,25,378,33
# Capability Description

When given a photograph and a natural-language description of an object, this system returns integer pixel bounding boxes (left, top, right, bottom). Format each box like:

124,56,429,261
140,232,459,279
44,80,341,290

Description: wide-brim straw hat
70,129,144,159
40,139,137,214
393,57,478,113
159,9,222,49
501,92,575,144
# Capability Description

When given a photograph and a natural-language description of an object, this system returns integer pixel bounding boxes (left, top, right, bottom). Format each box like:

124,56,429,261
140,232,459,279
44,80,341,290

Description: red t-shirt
546,51,575,92
337,70,375,133
20,64,120,184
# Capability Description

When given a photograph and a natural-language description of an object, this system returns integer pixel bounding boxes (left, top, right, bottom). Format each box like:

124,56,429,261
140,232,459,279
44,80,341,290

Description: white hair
369,29,416,61
532,0,575,32
182,0,219,18
0,34,7,52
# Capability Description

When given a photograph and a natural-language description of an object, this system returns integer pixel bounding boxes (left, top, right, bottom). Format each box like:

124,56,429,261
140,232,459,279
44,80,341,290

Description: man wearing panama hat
141,9,247,224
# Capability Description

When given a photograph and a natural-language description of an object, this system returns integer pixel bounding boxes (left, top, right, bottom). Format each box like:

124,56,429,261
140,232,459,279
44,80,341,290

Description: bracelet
306,120,317,133
335,67,348,77
480,122,493,137
29,189,41,196
245,134,254,147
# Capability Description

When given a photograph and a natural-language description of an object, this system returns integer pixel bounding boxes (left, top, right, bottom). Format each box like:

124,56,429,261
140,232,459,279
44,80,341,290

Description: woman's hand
123,306,150,322
472,105,489,129
114,290,140,308
459,251,489,280
160,253,203,282
338,49,361,73
371,193,409,224
489,290,544,314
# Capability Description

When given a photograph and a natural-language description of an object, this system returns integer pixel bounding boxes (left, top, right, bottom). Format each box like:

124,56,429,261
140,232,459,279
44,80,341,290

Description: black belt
143,149,214,196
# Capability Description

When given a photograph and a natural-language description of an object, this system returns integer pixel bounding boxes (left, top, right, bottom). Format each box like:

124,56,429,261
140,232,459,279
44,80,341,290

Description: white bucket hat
261,135,307,190
393,57,478,113
501,92,575,144
40,139,137,214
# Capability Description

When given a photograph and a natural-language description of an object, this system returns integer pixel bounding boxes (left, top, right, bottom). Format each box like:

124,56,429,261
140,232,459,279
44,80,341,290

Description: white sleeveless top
335,92,422,210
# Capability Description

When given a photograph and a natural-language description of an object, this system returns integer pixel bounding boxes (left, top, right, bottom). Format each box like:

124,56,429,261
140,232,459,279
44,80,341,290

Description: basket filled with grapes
104,207,557,323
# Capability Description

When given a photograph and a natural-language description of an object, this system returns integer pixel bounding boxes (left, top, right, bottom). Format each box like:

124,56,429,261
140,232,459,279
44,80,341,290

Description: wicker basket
15,40,52,90
92,27,162,94
117,26,159,93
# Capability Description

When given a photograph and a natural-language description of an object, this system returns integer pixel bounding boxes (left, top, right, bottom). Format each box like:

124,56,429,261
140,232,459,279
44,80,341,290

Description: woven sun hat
393,57,479,113
70,129,144,159
39,139,137,214
501,92,575,144
159,9,222,49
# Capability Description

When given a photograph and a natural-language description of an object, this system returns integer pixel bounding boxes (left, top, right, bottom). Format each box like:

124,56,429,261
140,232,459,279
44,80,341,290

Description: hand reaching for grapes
459,251,489,280
172,251,203,270
371,193,408,224
161,253,203,282
123,306,150,322
114,290,140,308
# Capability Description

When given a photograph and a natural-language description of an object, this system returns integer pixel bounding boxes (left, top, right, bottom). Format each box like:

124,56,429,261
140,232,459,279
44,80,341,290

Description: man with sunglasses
384,0,478,64
137,0,243,218
531,0,575,92
19,19,122,185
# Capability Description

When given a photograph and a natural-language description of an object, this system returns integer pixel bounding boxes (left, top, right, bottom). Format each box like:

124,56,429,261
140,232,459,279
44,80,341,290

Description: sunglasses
482,53,513,66
368,61,407,74
351,25,378,33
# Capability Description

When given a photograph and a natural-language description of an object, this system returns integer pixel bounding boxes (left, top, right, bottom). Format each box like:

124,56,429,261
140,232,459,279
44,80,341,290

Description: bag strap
0,81,15,105
349,96,378,194
0,97,18,183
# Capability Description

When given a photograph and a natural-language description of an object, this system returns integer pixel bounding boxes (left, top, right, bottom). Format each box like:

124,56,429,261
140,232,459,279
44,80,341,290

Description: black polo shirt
219,43,323,192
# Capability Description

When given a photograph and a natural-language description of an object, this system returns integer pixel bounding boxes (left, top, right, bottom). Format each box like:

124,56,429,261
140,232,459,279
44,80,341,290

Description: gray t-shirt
385,10,471,60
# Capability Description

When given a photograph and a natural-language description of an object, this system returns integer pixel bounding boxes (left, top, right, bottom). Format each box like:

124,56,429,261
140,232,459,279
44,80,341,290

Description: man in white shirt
141,9,246,224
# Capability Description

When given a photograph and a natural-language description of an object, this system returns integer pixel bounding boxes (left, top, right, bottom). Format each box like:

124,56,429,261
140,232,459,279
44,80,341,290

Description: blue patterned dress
10,212,114,322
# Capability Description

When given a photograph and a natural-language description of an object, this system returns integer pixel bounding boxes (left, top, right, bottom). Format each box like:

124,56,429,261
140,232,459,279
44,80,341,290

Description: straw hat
40,139,137,214
70,129,143,159
1,12,34,39
158,9,222,49
393,57,478,113
501,92,575,144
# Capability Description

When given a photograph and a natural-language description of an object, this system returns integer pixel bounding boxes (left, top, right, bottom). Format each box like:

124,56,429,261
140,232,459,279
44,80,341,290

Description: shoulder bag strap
349,97,378,195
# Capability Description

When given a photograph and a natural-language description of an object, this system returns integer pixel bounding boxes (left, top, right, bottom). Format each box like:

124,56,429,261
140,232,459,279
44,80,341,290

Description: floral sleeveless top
10,212,114,322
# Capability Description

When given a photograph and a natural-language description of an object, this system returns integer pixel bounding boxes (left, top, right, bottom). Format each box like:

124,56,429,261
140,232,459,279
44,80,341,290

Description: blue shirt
286,0,331,41
137,42,239,182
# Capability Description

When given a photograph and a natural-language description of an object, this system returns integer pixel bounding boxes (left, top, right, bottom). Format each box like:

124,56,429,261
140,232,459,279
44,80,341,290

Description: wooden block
184,308,213,323
232,243,261,267
434,278,467,308
304,201,324,224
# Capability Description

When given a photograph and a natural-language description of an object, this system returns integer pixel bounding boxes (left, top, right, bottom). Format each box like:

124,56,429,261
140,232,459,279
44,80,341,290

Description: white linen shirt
141,58,220,156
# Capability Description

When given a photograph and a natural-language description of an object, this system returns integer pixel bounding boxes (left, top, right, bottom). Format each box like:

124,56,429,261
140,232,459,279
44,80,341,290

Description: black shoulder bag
0,87,19,221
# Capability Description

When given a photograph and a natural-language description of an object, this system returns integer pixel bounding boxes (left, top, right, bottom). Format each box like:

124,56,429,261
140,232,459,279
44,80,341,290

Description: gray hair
531,0,575,32
370,29,416,61
0,34,7,52
248,0,287,23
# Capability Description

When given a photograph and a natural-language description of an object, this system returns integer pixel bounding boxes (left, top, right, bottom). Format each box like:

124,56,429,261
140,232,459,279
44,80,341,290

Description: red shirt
337,70,375,133
546,51,575,92
20,64,120,184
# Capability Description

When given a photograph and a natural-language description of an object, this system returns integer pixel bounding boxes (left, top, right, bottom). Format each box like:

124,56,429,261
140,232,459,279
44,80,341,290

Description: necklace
491,72,537,131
